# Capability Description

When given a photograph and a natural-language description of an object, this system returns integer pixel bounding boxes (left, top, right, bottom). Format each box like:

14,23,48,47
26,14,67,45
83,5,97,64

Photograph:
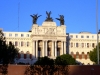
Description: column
52,41,54,57
36,40,38,58
33,40,35,58
61,41,63,55
64,41,66,54
42,41,44,57
55,41,57,57
45,41,47,56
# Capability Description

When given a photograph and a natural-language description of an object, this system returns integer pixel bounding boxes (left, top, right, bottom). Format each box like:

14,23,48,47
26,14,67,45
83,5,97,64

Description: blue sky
0,0,100,33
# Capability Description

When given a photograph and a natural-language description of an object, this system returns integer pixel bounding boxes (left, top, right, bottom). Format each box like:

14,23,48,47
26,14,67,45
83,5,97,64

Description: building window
15,41,18,46
21,34,24,37
26,34,29,37
92,43,95,47
87,52,89,59
21,41,24,46
76,52,79,59
82,52,84,59
92,36,94,38
26,51,30,58
71,52,74,58
20,51,24,58
76,35,78,38
82,43,84,48
27,42,29,47
15,34,18,37
76,43,78,47
71,42,73,47
87,36,89,38
9,33,12,37
87,43,89,48
70,35,73,38
81,35,84,38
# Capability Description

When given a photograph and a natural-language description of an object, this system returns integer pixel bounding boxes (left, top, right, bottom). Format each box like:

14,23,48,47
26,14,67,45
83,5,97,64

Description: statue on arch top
56,15,65,25
45,11,53,22
30,14,41,24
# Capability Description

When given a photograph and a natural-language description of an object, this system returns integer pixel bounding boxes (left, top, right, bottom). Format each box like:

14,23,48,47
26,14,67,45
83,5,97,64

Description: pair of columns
33,40,66,58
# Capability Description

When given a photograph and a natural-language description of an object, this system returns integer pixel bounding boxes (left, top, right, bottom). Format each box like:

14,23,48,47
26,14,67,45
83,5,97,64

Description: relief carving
45,28,55,34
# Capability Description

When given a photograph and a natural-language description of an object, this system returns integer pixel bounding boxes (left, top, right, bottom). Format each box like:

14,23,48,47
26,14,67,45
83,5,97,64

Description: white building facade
3,21,67,64
67,32,99,65
2,21,99,65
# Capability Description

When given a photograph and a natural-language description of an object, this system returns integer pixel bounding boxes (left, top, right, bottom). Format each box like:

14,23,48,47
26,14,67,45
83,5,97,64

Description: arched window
27,42,29,47
26,51,30,58
82,43,84,48
76,43,78,47
82,52,84,59
21,41,24,47
71,42,73,47
20,51,24,58
15,41,18,46
76,52,79,59
87,52,89,59
71,52,74,58
87,43,89,48
92,43,95,47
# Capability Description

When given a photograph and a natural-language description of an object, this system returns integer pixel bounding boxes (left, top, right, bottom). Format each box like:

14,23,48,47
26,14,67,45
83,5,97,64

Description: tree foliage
55,54,76,65
0,30,19,65
89,43,100,64
24,65,69,75
89,48,97,64
34,56,54,65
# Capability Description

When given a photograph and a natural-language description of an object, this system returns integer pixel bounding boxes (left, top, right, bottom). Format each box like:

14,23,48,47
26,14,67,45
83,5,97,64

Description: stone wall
0,65,100,75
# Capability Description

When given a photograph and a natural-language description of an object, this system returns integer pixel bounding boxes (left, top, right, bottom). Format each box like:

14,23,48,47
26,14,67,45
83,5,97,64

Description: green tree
34,56,54,65
55,54,76,65
89,43,100,64
0,29,19,65
89,48,97,64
